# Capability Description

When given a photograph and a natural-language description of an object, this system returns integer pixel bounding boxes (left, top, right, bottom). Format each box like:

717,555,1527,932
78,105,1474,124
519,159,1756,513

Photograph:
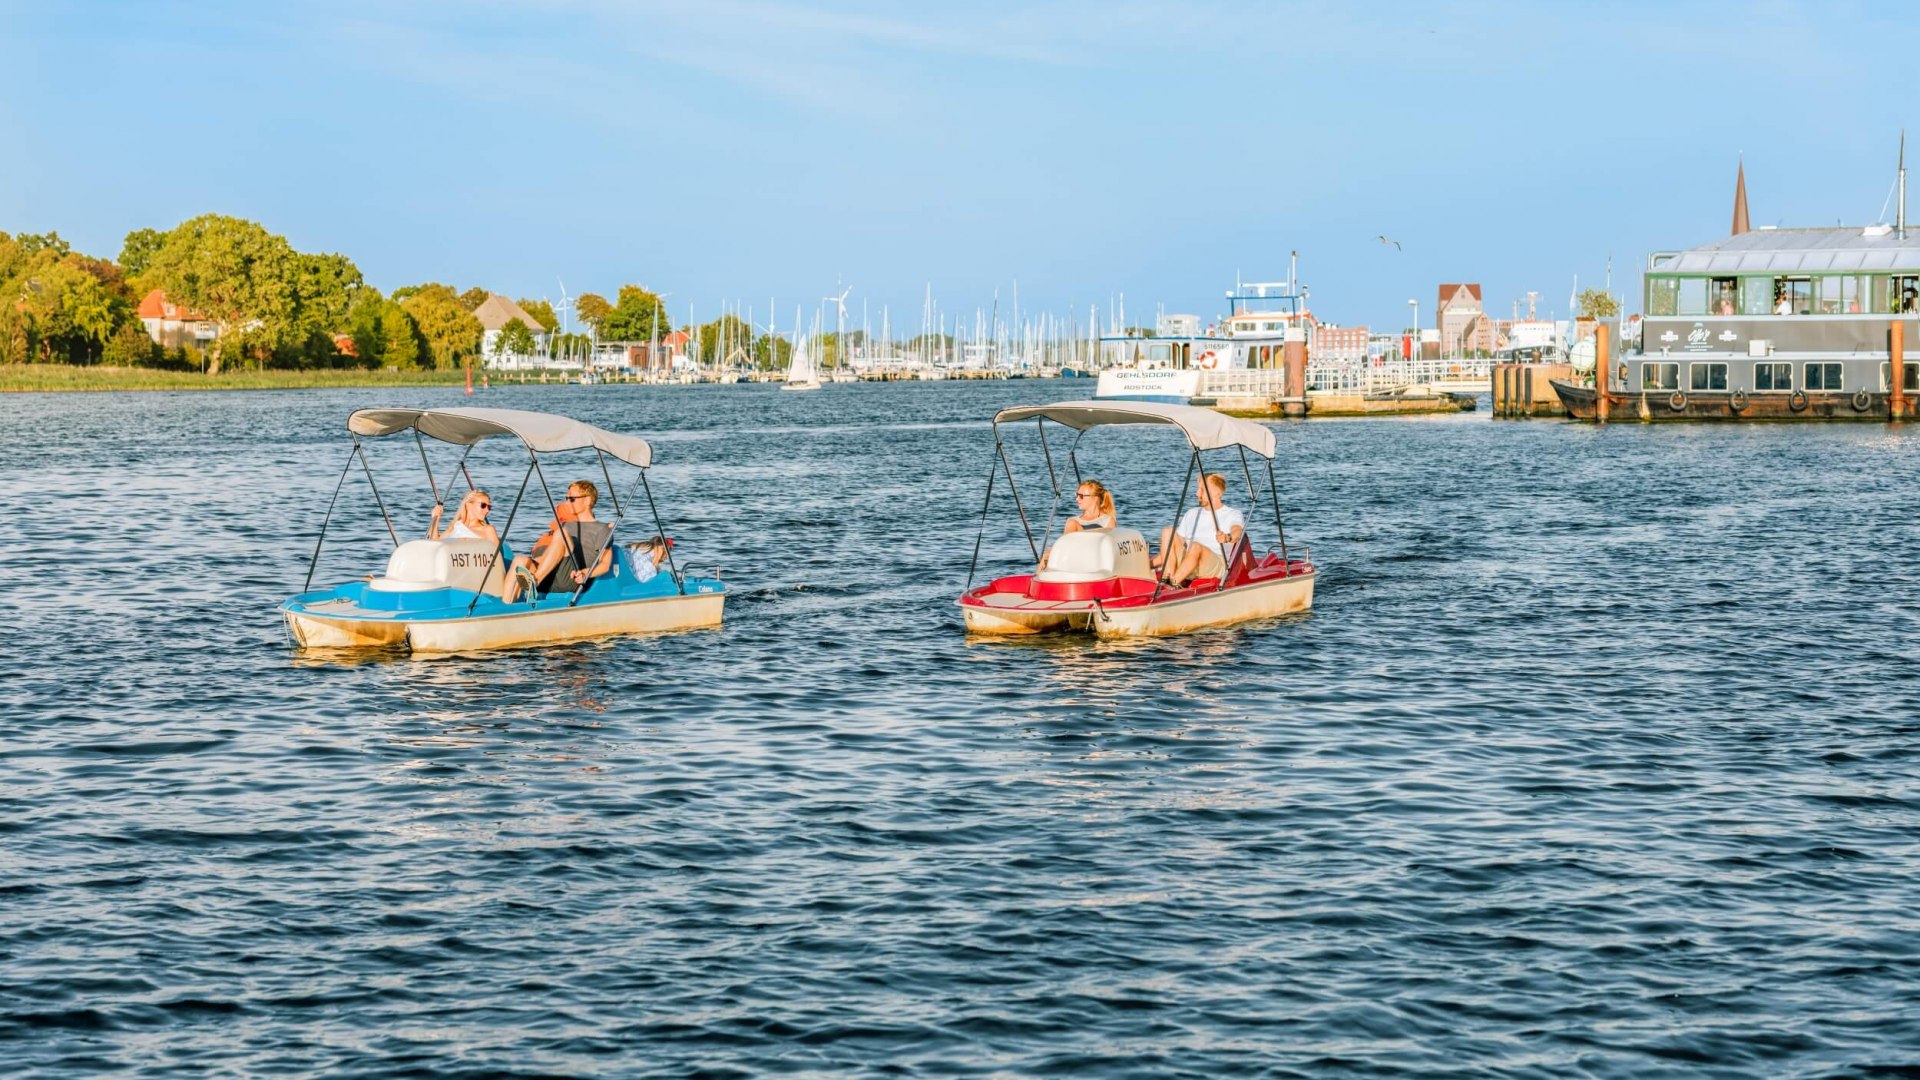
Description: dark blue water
4,382,1920,1077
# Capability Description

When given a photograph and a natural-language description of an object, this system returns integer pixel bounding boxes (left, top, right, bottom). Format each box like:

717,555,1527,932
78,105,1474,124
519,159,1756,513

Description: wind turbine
824,285,851,371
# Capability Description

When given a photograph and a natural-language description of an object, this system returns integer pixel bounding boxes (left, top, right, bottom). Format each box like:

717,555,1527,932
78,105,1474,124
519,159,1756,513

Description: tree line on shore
0,214,723,375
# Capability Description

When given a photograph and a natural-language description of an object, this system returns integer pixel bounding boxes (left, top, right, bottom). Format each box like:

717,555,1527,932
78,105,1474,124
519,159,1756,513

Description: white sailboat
782,306,822,391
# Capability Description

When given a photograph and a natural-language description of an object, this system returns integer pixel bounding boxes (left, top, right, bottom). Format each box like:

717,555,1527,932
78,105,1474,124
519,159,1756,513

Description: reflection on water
3,383,1920,1076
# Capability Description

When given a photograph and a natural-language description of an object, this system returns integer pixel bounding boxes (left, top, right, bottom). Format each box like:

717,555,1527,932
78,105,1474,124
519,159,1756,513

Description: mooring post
1892,319,1907,421
1595,323,1611,424
1280,328,1308,418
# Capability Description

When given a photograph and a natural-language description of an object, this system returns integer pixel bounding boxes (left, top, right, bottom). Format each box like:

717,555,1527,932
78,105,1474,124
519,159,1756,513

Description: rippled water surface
5,382,1920,1077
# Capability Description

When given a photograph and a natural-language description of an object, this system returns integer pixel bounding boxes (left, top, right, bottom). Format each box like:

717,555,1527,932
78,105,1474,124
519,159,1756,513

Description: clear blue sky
1,1,1910,333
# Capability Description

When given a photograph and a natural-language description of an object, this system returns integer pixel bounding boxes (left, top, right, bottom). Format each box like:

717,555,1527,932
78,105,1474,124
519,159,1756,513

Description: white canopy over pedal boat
957,400,1314,637
282,407,724,652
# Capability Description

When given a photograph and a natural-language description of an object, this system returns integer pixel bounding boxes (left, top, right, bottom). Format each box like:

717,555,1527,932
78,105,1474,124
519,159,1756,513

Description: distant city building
1436,283,1493,356
136,289,218,348
473,294,549,359
1313,324,1369,364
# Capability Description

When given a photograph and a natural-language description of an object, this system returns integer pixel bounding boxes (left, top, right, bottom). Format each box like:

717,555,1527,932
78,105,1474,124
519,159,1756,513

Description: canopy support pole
527,455,579,608
355,436,399,548
1151,449,1199,603
965,460,997,591
453,443,477,493
596,448,623,519
1037,418,1060,500
413,429,440,507
639,469,685,595
1067,430,1086,487
1267,457,1288,563
468,459,535,615
1199,452,1230,593
1036,419,1067,554
995,427,1038,564
1238,445,1257,508
302,445,360,593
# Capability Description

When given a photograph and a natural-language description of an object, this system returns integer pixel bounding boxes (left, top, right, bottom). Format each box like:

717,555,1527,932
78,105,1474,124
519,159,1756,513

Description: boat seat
1033,528,1151,584
369,538,507,594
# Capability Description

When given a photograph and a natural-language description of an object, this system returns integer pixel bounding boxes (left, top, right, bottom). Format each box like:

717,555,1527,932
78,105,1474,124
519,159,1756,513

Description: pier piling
1595,324,1611,424
1893,320,1907,421
1280,329,1307,419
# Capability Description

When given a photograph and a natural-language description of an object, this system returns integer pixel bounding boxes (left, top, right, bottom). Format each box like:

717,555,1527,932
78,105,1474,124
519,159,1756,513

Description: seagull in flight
1377,235,1402,250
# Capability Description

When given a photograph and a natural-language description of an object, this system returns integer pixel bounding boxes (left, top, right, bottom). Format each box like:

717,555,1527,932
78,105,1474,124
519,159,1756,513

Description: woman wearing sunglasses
1038,479,1116,570
429,489,499,546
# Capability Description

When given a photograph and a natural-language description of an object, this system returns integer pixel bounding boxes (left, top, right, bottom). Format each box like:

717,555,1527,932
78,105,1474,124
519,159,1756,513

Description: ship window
1709,277,1738,315
1880,362,1920,390
1818,275,1863,314
1642,362,1679,390
1676,278,1708,315
1742,277,1774,315
1805,362,1844,390
1894,275,1920,313
1754,362,1792,390
1690,362,1728,391
1778,278,1813,315
1647,277,1678,316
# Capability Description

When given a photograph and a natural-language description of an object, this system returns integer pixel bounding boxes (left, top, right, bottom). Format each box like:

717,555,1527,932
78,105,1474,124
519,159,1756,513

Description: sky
1,1,1913,335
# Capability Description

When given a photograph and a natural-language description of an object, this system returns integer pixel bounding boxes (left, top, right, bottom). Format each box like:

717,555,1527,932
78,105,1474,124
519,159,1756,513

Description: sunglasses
475,502,491,510
563,493,589,501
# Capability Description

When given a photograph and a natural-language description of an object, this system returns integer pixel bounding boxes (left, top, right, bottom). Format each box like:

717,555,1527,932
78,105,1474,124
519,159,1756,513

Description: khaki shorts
1189,545,1224,579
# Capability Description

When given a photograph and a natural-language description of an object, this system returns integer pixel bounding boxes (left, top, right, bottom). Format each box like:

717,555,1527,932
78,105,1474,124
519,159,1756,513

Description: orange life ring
1195,350,1221,370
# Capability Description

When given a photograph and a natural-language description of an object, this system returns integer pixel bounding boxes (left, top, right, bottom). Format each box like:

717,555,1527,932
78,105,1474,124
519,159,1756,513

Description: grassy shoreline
0,365,485,393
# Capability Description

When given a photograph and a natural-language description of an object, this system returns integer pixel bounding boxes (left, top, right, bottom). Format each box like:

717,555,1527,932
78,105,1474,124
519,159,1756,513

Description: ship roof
1661,226,1920,273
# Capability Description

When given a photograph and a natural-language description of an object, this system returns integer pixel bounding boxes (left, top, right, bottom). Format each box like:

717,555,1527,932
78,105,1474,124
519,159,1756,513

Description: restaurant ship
1554,157,1920,421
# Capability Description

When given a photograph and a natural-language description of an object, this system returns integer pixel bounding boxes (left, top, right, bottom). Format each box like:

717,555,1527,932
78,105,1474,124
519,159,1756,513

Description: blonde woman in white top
429,490,499,546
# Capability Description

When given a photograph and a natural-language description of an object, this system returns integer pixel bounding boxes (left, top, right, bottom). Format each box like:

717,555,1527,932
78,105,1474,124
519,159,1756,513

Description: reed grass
0,365,480,393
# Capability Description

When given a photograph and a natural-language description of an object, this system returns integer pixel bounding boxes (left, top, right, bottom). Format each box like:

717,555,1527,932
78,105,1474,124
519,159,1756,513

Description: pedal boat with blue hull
957,400,1314,638
281,407,725,652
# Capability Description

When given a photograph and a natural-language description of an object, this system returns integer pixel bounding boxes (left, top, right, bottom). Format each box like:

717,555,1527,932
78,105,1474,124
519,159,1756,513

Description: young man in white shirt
1152,472,1245,587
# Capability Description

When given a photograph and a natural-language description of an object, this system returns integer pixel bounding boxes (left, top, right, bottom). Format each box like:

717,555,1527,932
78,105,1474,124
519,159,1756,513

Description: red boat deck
961,552,1314,610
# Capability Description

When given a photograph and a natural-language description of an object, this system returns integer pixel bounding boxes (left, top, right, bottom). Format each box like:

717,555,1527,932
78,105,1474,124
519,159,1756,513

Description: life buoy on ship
1668,390,1688,412
1729,388,1750,412
1789,389,1810,412
1852,388,1875,413
1195,349,1221,371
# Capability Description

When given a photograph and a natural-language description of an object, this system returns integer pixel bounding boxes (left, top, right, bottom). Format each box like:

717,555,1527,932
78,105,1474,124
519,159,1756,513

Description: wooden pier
1492,363,1575,418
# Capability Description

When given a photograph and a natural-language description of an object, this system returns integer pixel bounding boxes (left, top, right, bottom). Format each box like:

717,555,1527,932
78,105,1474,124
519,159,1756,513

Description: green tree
294,251,365,339
401,287,482,370
19,255,126,363
602,284,669,341
1578,288,1620,319
753,333,793,371
378,300,425,369
15,232,72,259
574,292,611,333
458,286,489,312
138,214,300,373
697,313,754,364
494,319,537,359
101,322,159,366
518,298,559,332
119,228,166,278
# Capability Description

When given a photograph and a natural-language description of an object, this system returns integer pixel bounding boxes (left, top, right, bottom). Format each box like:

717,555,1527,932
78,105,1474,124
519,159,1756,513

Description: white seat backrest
372,538,504,594
1035,527,1151,583
381,540,449,586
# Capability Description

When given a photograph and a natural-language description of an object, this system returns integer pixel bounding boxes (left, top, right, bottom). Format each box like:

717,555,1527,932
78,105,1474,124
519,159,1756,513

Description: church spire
1731,158,1750,236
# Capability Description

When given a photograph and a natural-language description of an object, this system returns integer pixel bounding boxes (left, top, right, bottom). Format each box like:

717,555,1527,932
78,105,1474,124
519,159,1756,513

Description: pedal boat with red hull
956,400,1314,638
281,407,725,653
